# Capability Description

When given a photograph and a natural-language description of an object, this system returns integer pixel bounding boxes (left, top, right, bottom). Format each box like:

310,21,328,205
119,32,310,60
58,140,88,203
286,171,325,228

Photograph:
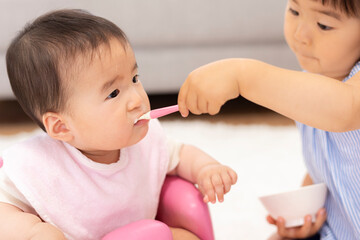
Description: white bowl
259,183,328,228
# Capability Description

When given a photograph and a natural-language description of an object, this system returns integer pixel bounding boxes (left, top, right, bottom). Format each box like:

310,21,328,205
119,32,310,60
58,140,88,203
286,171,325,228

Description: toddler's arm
0,202,66,240
178,58,360,132
169,144,237,203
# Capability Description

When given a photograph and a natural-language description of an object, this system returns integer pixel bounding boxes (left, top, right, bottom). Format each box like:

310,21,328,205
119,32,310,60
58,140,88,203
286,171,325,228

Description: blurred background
0,0,297,131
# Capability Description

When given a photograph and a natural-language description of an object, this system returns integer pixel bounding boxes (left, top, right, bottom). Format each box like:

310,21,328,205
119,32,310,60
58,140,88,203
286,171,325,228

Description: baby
0,9,237,240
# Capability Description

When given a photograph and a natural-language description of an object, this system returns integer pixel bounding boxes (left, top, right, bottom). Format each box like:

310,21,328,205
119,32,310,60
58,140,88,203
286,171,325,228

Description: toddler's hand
196,163,237,203
178,59,240,117
266,208,326,239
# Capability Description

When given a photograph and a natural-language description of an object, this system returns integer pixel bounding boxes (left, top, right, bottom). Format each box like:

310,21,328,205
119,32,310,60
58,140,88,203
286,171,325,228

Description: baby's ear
42,112,73,142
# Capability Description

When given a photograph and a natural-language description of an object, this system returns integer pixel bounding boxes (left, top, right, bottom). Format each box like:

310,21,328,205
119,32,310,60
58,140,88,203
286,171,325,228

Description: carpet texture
0,120,306,239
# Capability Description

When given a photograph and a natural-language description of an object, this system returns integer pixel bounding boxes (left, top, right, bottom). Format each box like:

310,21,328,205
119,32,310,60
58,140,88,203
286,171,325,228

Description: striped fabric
296,61,360,240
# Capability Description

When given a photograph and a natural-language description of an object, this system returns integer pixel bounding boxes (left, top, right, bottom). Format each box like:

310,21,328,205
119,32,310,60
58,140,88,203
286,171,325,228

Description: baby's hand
266,208,326,239
196,163,237,203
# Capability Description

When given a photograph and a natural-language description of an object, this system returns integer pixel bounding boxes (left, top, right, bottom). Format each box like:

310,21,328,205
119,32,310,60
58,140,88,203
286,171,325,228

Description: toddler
178,0,360,239
0,9,237,240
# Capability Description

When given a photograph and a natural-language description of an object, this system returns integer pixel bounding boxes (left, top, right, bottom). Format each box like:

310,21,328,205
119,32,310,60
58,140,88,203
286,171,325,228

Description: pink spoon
136,105,179,122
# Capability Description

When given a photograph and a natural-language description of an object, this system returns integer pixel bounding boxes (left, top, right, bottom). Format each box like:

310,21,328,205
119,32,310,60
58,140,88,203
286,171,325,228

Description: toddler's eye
107,89,120,99
317,23,332,31
289,8,299,16
132,74,139,83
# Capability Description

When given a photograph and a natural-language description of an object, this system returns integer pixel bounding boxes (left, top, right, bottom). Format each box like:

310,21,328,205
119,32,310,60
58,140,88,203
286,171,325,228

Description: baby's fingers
202,178,216,203
220,171,234,194
229,169,238,185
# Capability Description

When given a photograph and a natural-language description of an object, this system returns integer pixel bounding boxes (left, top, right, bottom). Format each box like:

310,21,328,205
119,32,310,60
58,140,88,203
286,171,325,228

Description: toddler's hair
321,0,360,17
6,9,128,131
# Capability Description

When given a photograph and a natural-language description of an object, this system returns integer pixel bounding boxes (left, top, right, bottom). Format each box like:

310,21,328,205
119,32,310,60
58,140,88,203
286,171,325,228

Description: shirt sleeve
0,170,35,214
166,137,183,173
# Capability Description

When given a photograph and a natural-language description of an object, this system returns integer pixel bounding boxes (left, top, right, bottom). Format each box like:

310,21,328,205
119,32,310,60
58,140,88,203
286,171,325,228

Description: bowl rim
258,182,327,199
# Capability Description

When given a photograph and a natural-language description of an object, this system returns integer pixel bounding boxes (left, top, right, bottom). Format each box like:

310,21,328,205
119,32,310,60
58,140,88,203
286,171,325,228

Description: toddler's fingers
295,215,313,238
276,217,298,238
208,102,222,116
313,208,326,232
197,98,209,114
178,83,190,117
266,215,277,225
276,217,288,236
203,195,209,203
186,91,201,115
211,174,224,202
276,217,303,238
277,215,312,239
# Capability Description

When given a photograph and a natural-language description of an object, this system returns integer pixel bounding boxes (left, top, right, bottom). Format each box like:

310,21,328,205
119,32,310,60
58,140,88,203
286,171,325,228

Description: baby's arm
0,202,66,240
169,144,237,203
178,58,360,132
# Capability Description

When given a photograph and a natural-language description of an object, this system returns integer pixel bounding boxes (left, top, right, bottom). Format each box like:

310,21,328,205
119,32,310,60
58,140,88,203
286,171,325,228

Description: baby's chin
127,123,150,147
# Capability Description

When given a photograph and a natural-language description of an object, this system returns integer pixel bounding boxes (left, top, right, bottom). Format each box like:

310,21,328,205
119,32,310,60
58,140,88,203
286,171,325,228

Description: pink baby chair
102,175,215,240
0,158,214,240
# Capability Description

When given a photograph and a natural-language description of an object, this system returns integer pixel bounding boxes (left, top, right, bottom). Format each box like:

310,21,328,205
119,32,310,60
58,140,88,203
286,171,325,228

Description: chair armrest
156,176,214,240
102,219,172,240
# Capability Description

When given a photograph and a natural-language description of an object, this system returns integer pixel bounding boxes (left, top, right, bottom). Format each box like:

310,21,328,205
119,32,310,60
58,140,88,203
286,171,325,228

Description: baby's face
284,0,360,80
62,38,150,157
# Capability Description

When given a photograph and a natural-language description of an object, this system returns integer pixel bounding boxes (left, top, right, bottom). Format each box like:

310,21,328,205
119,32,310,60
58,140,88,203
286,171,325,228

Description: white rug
0,120,306,239
161,120,306,240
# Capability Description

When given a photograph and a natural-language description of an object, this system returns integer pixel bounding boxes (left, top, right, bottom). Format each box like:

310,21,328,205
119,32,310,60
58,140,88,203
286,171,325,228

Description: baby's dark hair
320,0,360,17
6,9,128,131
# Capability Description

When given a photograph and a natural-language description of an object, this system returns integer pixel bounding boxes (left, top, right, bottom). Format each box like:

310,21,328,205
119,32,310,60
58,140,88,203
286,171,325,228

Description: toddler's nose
294,22,311,45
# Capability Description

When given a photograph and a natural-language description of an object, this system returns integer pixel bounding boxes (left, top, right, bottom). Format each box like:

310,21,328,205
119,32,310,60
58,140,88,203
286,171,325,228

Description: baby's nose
127,88,143,111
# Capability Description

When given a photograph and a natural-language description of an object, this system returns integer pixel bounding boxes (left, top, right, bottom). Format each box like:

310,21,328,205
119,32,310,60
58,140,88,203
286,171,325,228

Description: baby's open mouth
134,111,150,124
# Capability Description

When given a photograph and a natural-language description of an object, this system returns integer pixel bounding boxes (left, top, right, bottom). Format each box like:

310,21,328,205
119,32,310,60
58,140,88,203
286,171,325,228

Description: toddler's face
284,0,360,80
62,38,150,158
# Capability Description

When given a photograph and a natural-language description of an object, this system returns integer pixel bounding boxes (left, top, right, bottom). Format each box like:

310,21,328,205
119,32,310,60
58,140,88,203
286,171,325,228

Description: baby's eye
107,89,120,99
289,8,299,16
132,74,139,83
317,23,332,31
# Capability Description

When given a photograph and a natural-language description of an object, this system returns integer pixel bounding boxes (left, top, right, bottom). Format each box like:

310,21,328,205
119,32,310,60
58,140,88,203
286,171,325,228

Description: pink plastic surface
156,176,215,240
102,176,214,240
150,105,179,119
0,157,3,168
102,219,172,240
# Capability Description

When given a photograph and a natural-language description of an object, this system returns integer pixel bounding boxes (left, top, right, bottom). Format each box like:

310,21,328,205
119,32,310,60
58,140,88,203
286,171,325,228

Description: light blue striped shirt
296,61,360,240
